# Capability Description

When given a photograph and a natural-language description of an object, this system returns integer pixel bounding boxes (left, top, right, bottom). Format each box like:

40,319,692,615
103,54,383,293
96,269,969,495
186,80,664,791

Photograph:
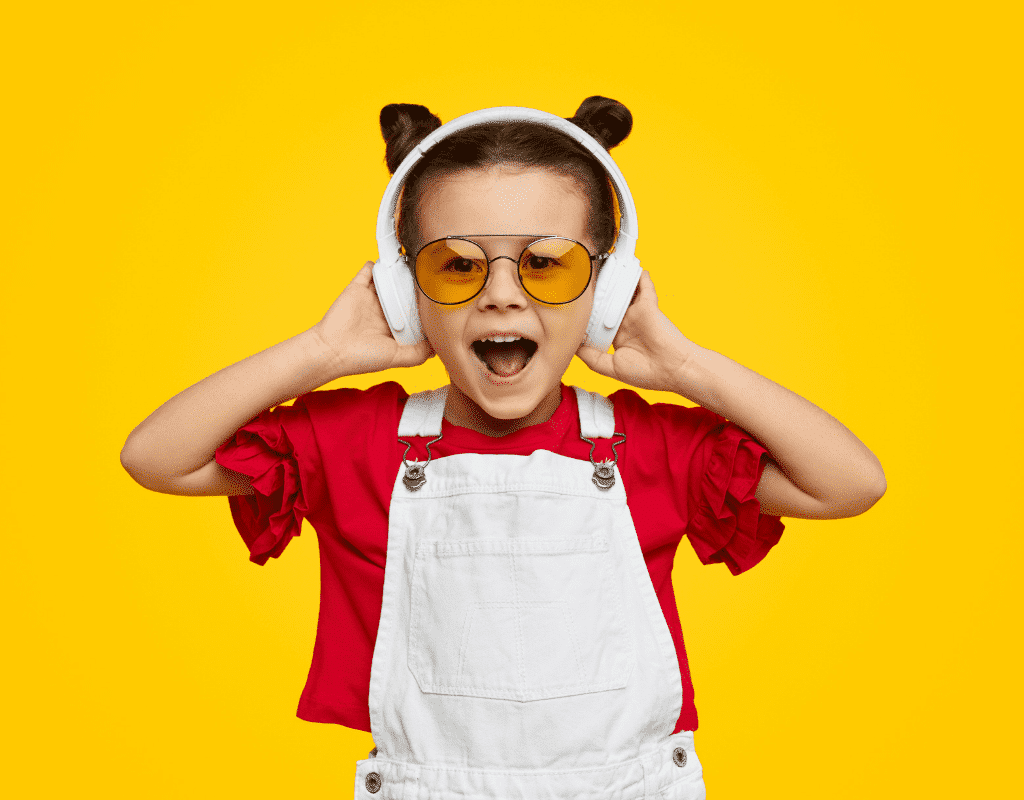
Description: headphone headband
372,105,642,351
375,107,637,260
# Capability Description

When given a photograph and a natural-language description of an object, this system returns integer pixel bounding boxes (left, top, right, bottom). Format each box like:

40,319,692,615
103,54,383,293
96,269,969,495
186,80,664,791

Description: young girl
121,96,886,800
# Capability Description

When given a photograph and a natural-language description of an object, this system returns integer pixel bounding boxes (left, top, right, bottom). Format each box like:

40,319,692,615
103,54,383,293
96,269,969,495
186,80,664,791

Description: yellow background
4,1,1020,797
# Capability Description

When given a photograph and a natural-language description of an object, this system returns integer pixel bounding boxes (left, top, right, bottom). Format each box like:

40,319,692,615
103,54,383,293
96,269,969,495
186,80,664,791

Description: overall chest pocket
408,536,635,702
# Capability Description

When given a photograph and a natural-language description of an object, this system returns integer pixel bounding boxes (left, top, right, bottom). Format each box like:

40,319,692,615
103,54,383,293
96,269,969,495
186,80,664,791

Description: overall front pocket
408,536,635,702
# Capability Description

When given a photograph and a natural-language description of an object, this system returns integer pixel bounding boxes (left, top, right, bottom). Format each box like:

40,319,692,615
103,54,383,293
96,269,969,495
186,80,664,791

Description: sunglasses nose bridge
479,254,527,299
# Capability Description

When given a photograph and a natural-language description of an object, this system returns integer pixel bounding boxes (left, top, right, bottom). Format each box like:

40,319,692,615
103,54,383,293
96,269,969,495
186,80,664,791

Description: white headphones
371,106,642,352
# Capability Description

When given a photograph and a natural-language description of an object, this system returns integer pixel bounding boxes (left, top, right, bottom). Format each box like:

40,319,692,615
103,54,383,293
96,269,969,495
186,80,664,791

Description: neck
444,384,562,437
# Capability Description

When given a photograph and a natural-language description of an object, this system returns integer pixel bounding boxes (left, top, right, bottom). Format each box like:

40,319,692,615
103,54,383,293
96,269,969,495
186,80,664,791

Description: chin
469,387,544,421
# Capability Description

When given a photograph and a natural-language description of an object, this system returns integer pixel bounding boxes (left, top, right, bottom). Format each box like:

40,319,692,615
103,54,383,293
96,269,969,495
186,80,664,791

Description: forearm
673,344,886,515
120,328,340,492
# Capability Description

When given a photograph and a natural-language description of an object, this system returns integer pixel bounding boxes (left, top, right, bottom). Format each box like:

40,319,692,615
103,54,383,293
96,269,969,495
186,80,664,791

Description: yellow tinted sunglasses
411,235,607,306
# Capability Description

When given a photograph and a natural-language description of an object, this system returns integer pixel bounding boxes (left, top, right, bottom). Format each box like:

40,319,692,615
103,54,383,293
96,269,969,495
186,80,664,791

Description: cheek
418,297,465,354
547,295,594,350
571,292,597,345
573,286,597,332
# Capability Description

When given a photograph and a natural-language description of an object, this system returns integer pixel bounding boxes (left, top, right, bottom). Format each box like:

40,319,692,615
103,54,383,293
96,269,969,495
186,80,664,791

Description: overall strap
573,386,616,439
397,385,449,438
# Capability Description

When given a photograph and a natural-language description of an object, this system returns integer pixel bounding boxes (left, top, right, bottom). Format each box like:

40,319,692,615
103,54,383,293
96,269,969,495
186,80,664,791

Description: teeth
480,335,523,343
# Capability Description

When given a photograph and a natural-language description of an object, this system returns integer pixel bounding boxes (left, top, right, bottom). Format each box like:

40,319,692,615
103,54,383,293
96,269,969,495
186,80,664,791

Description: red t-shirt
215,382,784,733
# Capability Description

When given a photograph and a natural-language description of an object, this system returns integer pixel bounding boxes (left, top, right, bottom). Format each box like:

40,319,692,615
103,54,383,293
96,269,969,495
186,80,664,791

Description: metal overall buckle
397,433,443,491
580,431,627,490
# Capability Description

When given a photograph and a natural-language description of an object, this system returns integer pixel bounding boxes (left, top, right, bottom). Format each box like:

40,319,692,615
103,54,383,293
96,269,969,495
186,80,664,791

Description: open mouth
471,336,539,377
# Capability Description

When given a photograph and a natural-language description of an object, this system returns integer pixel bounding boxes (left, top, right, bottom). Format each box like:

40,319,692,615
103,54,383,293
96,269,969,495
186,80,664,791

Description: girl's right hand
311,261,434,378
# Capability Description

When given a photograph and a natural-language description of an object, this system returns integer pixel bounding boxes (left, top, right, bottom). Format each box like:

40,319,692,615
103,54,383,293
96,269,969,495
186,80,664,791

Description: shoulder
300,380,408,409
222,382,409,454
297,381,409,423
293,383,413,478
234,382,411,455
608,387,726,441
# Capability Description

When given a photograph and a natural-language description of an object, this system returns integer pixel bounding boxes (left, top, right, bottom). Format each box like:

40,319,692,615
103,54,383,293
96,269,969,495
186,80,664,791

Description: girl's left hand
576,270,696,394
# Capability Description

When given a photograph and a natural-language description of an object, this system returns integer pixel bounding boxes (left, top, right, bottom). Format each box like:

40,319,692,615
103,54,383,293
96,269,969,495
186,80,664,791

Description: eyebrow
412,234,602,261
411,233,555,253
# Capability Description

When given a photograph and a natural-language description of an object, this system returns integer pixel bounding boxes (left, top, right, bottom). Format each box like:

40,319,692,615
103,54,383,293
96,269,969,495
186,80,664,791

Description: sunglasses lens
416,238,488,304
415,237,595,304
519,238,592,303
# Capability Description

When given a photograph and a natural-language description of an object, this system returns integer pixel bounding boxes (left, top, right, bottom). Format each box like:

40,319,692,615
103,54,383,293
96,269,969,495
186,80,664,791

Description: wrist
669,343,724,412
291,328,351,390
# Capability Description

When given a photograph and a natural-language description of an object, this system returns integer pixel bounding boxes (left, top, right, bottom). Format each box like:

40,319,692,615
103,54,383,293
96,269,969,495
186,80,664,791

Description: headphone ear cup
585,252,643,351
372,258,425,345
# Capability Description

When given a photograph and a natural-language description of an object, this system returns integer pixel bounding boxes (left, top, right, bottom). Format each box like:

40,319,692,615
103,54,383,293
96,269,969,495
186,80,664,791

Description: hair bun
567,96,632,150
380,103,443,174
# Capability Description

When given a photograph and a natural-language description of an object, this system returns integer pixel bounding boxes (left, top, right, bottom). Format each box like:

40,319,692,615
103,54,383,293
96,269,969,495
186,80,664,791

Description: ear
395,184,407,253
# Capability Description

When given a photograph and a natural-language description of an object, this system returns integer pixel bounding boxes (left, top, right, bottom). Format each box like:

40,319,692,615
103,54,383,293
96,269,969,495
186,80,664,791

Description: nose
476,256,527,310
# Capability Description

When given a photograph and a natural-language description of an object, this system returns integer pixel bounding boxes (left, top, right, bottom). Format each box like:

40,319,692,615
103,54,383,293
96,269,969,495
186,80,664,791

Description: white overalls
354,385,707,800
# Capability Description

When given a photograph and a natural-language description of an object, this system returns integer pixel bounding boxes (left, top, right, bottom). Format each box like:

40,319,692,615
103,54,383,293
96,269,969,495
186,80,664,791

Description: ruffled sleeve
686,422,785,576
214,399,317,565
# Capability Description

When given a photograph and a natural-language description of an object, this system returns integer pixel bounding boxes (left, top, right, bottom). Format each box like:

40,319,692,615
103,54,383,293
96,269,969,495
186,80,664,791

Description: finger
355,261,376,285
643,271,660,304
626,271,652,309
394,336,436,367
634,270,655,300
576,343,615,378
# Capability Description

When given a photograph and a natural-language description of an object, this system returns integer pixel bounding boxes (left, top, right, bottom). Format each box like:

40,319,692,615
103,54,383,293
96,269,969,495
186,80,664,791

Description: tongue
481,342,531,376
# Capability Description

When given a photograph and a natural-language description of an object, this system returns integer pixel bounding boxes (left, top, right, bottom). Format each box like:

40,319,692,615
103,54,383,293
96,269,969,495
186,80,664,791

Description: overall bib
354,386,707,800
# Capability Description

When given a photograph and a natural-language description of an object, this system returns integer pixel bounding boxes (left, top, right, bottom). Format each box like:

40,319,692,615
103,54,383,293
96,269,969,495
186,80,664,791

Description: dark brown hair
379,97,632,255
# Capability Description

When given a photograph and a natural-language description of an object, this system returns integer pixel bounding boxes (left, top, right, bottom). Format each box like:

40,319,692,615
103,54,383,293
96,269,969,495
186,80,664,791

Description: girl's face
415,166,596,431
